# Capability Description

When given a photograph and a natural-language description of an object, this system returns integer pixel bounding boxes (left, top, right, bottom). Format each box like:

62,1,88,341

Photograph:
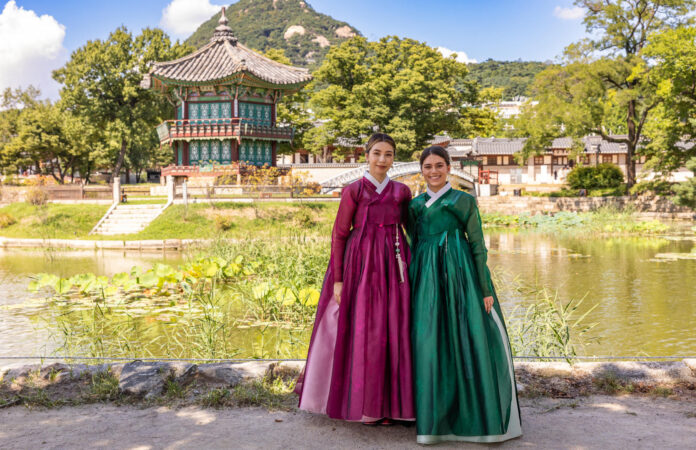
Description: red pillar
231,140,239,162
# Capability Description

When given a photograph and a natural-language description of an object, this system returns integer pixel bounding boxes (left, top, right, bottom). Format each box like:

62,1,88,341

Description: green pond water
0,229,694,362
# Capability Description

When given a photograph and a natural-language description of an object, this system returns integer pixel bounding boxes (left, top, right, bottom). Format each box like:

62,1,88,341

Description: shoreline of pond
0,237,206,250
2,359,696,410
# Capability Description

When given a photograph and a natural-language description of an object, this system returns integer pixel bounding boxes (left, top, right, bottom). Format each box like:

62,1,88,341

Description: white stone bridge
319,162,477,193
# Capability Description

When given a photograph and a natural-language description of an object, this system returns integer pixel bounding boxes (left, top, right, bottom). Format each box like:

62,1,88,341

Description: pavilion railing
155,119,294,144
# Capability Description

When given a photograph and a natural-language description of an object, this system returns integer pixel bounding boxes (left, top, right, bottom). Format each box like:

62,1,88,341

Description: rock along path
1,395,695,449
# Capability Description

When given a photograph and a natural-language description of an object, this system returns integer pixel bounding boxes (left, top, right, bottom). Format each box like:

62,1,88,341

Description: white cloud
0,1,66,99
161,0,224,36
437,46,477,64
553,6,584,20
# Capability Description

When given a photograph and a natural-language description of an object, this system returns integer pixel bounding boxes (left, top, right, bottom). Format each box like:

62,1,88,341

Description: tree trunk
84,159,92,185
110,138,128,184
51,159,65,184
625,100,637,188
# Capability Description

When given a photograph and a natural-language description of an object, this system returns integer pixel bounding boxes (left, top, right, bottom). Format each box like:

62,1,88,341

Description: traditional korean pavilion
141,8,312,170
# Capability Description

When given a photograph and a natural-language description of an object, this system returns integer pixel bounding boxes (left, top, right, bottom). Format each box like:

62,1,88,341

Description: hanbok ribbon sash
438,228,474,379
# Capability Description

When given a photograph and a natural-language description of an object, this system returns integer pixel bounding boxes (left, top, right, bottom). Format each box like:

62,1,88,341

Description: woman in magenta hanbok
295,133,414,424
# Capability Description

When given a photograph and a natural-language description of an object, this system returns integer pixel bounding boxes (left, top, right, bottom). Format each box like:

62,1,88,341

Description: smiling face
367,141,395,179
421,153,450,191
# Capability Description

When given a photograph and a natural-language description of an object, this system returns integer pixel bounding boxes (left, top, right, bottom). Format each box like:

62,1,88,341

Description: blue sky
0,0,589,100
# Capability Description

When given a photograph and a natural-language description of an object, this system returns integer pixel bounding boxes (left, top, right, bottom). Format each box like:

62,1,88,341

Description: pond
1,228,694,362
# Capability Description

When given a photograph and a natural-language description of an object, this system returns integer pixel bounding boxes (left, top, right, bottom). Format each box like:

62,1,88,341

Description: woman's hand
483,296,494,314
334,282,343,305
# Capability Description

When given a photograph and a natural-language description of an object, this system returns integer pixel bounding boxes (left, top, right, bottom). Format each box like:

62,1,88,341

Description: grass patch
593,371,635,394
231,376,297,410
652,386,674,398
89,371,120,402
199,387,232,408
91,202,337,240
0,203,108,239
0,200,671,240
164,379,186,400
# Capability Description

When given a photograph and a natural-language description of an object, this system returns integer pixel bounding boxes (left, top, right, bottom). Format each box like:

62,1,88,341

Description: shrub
0,212,16,228
25,187,48,206
630,179,676,196
673,158,696,209
566,163,624,190
1,175,21,186
214,214,235,231
293,207,315,228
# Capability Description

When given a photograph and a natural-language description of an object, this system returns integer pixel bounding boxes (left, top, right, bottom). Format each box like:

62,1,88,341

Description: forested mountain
466,60,550,99
185,0,361,68
188,2,547,99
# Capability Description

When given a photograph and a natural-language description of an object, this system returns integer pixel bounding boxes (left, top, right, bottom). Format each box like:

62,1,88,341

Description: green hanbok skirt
409,189,521,444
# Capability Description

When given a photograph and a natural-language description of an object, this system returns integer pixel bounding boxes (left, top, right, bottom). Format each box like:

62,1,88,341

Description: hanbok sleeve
331,184,358,282
405,200,418,248
457,195,494,297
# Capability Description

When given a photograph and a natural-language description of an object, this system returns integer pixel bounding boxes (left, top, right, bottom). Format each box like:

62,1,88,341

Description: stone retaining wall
2,360,695,401
476,195,694,219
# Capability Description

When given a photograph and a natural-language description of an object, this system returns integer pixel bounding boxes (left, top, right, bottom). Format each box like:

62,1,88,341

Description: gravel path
1,395,695,449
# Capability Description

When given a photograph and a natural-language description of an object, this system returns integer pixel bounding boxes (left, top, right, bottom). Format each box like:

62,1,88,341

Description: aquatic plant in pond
482,209,669,234
493,270,598,362
28,238,328,359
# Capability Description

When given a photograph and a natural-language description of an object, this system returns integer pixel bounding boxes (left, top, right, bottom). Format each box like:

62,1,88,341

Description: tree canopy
514,0,696,187
308,36,476,159
52,27,193,182
466,60,549,99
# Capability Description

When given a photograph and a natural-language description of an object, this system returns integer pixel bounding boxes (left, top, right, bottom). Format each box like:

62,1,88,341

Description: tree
3,102,87,183
264,49,315,157
673,157,696,208
53,27,193,182
465,59,549,99
456,86,504,138
640,26,696,174
0,86,42,174
309,36,472,159
515,0,696,187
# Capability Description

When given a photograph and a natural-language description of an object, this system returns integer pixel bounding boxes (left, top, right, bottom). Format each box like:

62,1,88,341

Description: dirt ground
1,395,695,449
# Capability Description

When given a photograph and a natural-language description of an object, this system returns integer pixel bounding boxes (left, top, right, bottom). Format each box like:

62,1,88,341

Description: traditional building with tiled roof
141,7,312,171
467,136,644,186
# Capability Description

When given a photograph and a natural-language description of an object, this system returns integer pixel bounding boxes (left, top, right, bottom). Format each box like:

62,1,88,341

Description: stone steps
91,203,167,235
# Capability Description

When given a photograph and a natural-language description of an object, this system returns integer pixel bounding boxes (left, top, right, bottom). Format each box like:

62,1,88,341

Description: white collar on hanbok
364,171,390,194
425,182,452,208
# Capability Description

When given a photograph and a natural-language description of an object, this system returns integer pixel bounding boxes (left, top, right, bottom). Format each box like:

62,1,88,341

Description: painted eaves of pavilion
141,8,312,172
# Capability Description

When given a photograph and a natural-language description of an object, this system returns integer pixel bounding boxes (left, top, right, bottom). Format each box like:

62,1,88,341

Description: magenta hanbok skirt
295,198,415,421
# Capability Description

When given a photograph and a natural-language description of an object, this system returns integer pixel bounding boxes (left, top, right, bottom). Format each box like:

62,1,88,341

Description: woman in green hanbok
407,146,521,444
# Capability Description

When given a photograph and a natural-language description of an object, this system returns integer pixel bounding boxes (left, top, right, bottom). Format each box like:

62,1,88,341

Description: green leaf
111,272,130,286
139,272,159,288
27,280,40,292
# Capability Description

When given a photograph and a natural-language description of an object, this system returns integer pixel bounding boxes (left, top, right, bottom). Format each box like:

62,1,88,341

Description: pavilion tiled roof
141,8,312,89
